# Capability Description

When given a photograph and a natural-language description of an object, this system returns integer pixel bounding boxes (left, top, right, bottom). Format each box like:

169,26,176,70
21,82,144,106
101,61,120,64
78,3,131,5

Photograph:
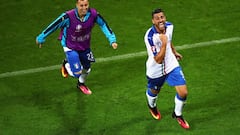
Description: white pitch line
0,37,240,79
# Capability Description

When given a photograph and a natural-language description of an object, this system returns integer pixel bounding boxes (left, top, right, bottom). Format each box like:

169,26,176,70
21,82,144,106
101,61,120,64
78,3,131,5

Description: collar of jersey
74,8,91,22
151,25,158,34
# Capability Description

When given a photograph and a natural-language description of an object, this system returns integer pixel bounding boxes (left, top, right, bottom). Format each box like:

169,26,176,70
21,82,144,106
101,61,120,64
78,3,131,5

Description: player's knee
150,88,160,95
176,85,188,98
179,90,188,98
184,91,188,97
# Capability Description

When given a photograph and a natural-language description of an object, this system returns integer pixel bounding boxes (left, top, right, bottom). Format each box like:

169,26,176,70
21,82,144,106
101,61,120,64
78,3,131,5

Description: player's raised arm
95,13,118,49
36,13,68,48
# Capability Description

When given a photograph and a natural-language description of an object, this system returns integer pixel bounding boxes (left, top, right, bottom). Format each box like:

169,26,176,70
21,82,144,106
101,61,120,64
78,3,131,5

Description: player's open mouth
159,23,165,28
159,23,164,26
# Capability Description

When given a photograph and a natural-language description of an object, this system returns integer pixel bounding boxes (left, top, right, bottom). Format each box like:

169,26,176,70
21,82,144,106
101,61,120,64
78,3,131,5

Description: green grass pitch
0,0,240,134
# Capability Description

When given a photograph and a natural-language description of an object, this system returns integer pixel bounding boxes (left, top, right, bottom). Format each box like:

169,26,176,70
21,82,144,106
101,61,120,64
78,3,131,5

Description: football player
144,8,190,129
36,0,118,95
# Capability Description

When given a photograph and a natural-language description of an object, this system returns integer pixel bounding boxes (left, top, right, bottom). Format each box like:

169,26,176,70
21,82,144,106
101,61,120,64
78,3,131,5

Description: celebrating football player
36,0,118,95
144,8,190,129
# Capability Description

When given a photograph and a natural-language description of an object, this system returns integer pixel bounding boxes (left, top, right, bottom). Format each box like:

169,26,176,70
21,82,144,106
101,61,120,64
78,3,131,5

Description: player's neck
80,16,84,21
78,13,86,21
154,26,166,34
159,29,166,34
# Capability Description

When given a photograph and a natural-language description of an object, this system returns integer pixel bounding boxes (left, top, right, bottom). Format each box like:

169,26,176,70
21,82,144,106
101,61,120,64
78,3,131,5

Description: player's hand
36,39,42,48
112,42,118,49
175,52,183,60
159,34,167,46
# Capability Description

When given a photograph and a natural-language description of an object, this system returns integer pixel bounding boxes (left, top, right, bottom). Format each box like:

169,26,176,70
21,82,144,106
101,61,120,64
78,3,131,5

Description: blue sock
147,88,157,97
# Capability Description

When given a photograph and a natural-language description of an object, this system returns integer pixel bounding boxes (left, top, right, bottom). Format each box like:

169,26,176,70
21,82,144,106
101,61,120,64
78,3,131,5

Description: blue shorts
65,48,95,73
147,66,186,90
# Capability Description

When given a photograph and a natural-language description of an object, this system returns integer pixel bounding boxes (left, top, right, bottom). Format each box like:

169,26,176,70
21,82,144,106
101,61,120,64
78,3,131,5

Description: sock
79,73,87,83
146,89,158,108
78,68,91,83
65,63,74,77
174,93,186,116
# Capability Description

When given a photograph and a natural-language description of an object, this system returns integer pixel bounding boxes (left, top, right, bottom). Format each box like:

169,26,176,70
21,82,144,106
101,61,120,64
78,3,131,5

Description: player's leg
65,50,92,95
146,76,166,120
61,47,76,78
76,68,92,95
166,66,190,129
76,49,95,95
78,48,95,83
78,68,91,84
65,50,83,78
172,85,189,129
61,59,74,78
174,85,188,116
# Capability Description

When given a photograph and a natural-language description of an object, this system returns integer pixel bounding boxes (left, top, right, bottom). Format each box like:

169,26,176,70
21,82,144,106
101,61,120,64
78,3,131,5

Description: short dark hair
152,8,164,18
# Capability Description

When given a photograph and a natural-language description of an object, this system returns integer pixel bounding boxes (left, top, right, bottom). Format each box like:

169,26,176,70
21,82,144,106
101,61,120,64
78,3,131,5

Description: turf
0,0,240,135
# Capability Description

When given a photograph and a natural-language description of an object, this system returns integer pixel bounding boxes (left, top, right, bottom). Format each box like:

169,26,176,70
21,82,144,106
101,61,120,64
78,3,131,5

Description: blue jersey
36,8,116,50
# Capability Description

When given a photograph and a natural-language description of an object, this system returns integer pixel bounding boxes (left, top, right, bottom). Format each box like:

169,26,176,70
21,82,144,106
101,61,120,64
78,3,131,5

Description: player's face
152,12,166,32
76,0,89,17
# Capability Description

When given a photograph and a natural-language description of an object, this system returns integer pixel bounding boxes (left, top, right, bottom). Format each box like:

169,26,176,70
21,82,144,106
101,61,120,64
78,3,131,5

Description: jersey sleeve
36,13,69,44
95,13,116,45
165,22,174,41
146,29,158,56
